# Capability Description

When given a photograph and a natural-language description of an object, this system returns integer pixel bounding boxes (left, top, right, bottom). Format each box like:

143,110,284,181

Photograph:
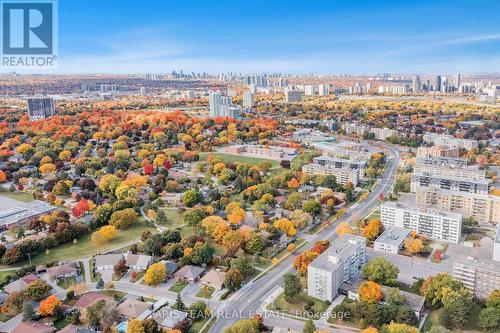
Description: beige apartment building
416,145,460,158
453,257,500,299
413,164,486,180
416,188,500,225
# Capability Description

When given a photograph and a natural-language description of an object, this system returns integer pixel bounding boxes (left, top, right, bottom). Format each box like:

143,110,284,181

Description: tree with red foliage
143,164,154,175
72,199,89,218
163,160,172,170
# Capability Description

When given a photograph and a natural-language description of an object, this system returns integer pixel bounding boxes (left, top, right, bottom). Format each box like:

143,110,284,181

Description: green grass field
158,207,184,227
0,191,34,202
268,292,330,320
169,280,189,293
200,152,280,167
19,222,156,267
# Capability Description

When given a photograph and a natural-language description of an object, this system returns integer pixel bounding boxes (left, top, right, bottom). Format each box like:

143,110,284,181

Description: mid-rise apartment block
307,235,366,301
416,188,500,225
411,173,490,195
494,224,500,262
381,201,462,243
308,156,366,177
414,159,486,180
416,145,460,158
453,257,500,299
302,163,359,186
422,133,478,150
285,89,302,103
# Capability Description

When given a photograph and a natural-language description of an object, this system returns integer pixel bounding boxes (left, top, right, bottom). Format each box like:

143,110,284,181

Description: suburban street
208,143,403,333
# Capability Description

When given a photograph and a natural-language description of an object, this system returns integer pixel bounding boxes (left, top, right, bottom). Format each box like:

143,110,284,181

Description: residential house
47,263,79,281
125,253,153,271
94,253,123,271
173,265,205,283
74,292,115,309
201,269,226,291
3,274,41,294
11,322,56,333
116,298,151,320
152,307,188,329
59,324,98,333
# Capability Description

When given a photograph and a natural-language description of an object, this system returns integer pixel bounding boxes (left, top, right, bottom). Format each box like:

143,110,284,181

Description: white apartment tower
307,235,366,301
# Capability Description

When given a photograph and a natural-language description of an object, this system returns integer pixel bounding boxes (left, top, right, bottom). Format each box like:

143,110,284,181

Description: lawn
0,191,34,202
22,222,157,267
267,292,330,320
199,152,280,167
195,286,215,299
169,280,189,293
0,270,14,286
422,304,483,332
158,207,184,227
188,317,215,333
102,290,127,301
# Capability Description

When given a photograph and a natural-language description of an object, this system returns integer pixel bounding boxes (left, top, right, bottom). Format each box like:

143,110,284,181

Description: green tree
224,268,243,291
479,306,500,331
303,319,316,333
22,301,35,321
362,257,399,286
156,210,168,225
174,293,186,311
245,233,264,254
109,208,138,229
302,198,322,215
224,318,259,333
182,189,200,207
442,295,472,329
182,207,207,227
230,255,253,279
283,272,302,303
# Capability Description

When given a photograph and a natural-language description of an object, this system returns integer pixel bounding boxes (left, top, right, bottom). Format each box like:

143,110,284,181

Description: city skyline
10,0,500,74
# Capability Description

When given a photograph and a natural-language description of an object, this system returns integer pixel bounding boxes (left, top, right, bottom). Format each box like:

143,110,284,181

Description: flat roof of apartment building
382,201,463,220
309,235,366,273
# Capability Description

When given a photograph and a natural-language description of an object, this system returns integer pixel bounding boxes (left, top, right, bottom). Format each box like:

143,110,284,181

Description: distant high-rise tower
209,92,222,117
412,75,422,92
434,76,442,92
27,98,55,121
243,91,255,108
454,74,461,89
318,84,329,96
304,85,315,95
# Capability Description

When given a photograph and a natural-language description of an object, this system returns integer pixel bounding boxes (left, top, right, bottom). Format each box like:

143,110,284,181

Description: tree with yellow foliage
228,207,246,225
490,188,500,196
144,262,166,286
58,150,72,161
358,281,383,304
404,238,424,255
127,319,144,333
91,225,117,244
39,163,56,174
15,143,31,154
213,223,230,243
274,218,297,237
361,327,378,333
336,222,352,237
39,156,53,166
383,322,419,333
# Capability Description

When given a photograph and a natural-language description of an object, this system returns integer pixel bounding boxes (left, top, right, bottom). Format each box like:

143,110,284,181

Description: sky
44,0,500,74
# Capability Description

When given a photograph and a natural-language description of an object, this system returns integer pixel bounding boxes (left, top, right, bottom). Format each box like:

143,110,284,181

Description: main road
208,143,403,332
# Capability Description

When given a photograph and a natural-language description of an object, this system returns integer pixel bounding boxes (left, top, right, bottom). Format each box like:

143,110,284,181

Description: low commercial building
411,173,490,195
374,226,412,254
415,188,500,225
453,256,500,299
381,201,462,243
0,198,56,230
307,235,366,301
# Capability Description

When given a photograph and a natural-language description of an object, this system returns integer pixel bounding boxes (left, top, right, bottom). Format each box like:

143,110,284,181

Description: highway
208,143,402,333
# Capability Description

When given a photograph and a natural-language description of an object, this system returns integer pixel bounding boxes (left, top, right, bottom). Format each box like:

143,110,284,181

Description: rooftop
383,201,463,220
0,197,56,227
375,226,411,247
412,172,491,185
309,235,366,273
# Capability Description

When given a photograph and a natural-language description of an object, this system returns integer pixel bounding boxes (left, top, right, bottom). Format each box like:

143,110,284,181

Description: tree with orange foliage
287,178,300,189
38,294,60,316
287,243,297,253
404,238,424,255
335,222,352,237
0,170,6,183
292,250,320,275
358,281,383,304
362,219,382,240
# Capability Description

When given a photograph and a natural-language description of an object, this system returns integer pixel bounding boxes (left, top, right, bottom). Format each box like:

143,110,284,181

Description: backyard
267,292,330,320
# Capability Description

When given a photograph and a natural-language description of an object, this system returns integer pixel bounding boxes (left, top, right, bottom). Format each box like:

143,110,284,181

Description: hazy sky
48,0,500,73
